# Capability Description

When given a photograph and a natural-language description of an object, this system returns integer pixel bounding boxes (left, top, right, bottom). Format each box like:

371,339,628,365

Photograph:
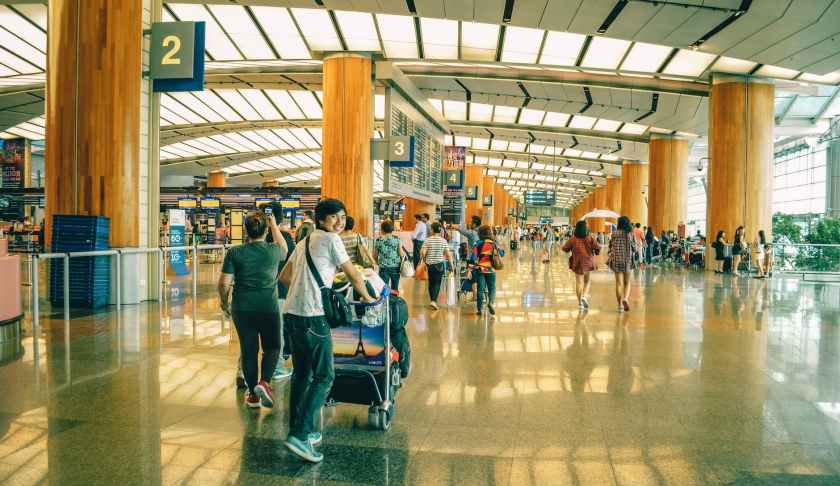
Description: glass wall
686,177,706,236
772,137,827,215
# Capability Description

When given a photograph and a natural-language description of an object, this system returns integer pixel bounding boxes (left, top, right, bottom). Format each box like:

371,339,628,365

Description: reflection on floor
2,246,840,485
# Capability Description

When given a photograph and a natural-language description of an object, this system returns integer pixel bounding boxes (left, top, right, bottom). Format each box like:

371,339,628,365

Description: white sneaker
581,297,589,309
618,305,625,313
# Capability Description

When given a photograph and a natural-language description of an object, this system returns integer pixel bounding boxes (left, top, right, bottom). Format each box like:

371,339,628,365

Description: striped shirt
423,236,449,265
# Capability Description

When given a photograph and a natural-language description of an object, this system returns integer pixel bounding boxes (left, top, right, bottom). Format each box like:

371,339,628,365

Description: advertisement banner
331,323,386,367
443,146,465,189
167,209,190,276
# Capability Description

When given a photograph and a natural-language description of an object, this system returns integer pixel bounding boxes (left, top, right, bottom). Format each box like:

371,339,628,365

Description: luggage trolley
326,284,401,431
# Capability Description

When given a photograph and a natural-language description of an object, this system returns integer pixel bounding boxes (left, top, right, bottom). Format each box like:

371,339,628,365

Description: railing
27,244,232,332
772,243,840,278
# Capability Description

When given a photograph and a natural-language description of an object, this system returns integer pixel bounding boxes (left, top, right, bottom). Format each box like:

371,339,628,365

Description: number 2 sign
150,21,205,93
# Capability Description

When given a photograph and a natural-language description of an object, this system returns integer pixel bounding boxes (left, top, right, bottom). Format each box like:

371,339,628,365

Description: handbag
400,252,415,278
414,261,428,280
445,272,458,306
304,236,353,328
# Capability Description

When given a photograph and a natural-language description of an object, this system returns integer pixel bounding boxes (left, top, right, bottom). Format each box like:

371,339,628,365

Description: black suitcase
510,240,518,250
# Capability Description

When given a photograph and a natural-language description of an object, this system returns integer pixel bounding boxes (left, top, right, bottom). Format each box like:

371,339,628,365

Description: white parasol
581,208,620,219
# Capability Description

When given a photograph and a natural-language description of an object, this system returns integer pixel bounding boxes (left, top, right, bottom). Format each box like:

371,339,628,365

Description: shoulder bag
400,242,415,277
304,236,352,328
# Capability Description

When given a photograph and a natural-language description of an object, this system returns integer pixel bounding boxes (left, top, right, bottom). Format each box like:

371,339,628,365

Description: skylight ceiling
156,4,840,86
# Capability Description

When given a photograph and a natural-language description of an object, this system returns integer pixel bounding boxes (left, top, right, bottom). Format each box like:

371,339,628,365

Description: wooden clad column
648,135,688,235
621,161,649,226
482,175,495,224
46,0,142,247
321,53,374,235
589,186,607,234
402,197,436,231
605,177,622,228
708,74,774,265
207,171,226,188
493,184,507,227
464,165,484,221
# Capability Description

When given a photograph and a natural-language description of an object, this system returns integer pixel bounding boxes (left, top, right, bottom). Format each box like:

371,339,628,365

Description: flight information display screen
524,191,556,206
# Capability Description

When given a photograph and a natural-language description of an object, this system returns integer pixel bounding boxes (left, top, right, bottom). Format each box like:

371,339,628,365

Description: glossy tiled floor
2,246,840,485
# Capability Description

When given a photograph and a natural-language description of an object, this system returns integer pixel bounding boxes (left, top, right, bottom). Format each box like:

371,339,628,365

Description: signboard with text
167,209,190,276
151,21,206,92
443,146,465,189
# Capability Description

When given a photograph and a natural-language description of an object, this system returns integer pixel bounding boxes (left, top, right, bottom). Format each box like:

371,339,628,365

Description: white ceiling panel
567,0,617,35
605,2,658,40
721,0,831,63
538,0,583,31
510,0,548,27
633,4,696,45
472,0,507,25
661,9,728,49
414,0,446,18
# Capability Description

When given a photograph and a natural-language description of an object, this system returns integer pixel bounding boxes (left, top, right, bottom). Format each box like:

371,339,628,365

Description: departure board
525,190,556,206
384,89,444,204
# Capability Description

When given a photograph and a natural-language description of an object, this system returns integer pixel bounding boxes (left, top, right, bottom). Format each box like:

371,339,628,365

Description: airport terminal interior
1,0,840,484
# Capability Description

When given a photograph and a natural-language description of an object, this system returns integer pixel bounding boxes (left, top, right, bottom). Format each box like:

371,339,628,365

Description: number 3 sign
150,21,206,93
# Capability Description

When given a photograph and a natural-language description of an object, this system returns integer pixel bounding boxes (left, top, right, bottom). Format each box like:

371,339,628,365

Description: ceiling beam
160,119,323,145
160,148,316,171
451,121,648,144
400,63,710,97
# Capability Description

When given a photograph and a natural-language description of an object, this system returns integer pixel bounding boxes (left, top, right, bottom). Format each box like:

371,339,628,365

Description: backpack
389,294,409,331
490,243,504,270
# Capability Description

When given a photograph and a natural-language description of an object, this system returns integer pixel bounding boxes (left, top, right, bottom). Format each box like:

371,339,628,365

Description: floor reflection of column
698,276,767,461
47,306,161,484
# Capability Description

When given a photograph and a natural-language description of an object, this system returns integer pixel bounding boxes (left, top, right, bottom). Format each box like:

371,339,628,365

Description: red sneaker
255,380,274,408
245,392,261,409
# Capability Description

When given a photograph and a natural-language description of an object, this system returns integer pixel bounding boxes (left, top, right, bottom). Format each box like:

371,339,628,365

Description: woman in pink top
562,220,600,309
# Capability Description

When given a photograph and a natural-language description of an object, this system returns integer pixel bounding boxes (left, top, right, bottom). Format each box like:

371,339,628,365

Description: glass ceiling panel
0,7,45,52
251,7,311,59
169,92,224,123
168,4,242,60
193,90,244,122
0,26,45,69
461,22,499,61
662,49,715,77
543,112,570,127
789,96,829,117
266,90,305,119
519,108,545,125
472,138,490,149
240,89,282,119
207,5,273,60
620,42,671,73
335,11,381,52
568,115,596,129
290,91,322,118
501,26,544,64
218,90,261,120
0,45,40,74
493,106,518,123
421,18,458,60
291,8,343,52
443,100,467,120
469,103,493,122
581,37,630,70
376,14,418,59
620,123,648,135
710,56,756,74
755,64,799,80
161,94,204,123
539,32,585,66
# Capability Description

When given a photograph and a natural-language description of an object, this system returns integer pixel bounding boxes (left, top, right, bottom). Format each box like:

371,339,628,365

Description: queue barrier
28,244,234,333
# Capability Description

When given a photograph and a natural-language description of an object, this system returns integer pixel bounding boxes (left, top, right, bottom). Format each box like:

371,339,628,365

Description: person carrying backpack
472,225,500,316
278,198,375,463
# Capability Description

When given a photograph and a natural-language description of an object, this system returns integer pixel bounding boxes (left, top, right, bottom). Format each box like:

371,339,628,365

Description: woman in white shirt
420,221,454,310
278,198,374,464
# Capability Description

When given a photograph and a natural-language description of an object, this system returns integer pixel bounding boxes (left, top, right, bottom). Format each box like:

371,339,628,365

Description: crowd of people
216,198,775,466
